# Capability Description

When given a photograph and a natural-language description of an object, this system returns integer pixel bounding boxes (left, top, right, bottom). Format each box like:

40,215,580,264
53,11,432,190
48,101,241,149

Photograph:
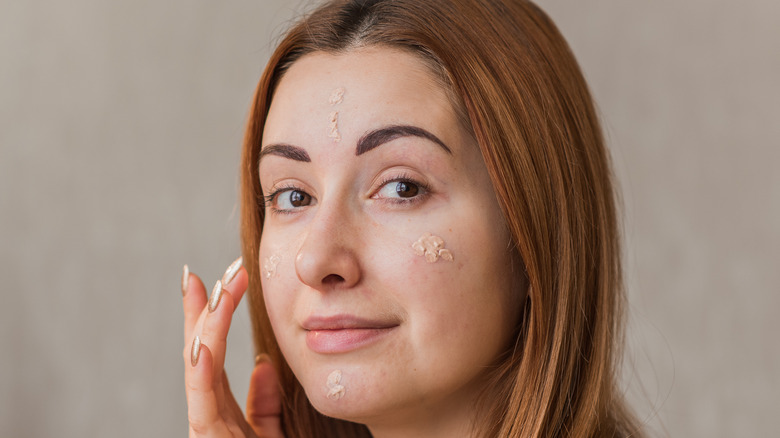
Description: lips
303,314,399,354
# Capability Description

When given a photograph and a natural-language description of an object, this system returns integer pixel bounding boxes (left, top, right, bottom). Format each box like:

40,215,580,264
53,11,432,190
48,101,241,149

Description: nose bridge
295,194,362,290
309,187,360,245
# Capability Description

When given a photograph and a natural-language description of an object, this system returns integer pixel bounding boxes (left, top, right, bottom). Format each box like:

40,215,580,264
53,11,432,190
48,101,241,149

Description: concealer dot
326,88,344,142
327,111,341,142
328,87,345,105
326,369,346,400
263,255,281,279
412,233,454,263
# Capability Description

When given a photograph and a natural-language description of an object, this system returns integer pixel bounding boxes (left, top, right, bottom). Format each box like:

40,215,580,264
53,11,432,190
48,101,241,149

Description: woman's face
258,47,524,430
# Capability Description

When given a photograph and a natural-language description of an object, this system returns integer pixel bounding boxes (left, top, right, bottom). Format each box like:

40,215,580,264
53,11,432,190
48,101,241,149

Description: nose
295,203,362,292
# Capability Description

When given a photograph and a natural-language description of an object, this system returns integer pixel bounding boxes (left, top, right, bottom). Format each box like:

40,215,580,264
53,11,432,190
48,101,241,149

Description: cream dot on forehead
327,111,341,142
328,87,345,105
326,87,345,143
412,233,454,263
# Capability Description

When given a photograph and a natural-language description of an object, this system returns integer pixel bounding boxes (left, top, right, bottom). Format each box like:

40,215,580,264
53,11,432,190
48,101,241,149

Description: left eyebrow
258,144,311,162
355,124,452,156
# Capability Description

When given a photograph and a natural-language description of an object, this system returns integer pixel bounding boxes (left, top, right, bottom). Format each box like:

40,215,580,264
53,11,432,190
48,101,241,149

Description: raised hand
182,258,284,437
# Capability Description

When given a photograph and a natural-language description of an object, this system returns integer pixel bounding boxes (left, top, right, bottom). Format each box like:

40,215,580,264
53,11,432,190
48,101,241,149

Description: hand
182,259,284,437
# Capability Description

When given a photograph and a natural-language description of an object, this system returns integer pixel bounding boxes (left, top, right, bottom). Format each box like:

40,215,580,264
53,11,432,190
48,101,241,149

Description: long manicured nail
191,335,201,367
181,264,189,296
208,280,223,313
221,256,243,286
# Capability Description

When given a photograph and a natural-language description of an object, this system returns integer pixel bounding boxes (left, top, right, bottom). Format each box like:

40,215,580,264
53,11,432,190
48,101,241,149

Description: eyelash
263,172,431,214
263,183,303,215
373,172,431,206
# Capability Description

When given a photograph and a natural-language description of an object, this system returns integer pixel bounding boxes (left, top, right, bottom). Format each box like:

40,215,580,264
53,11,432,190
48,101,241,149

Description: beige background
1,0,778,436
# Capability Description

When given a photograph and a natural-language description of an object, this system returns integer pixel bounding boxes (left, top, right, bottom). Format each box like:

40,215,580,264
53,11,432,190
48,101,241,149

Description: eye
269,188,312,211
376,180,418,199
374,177,428,202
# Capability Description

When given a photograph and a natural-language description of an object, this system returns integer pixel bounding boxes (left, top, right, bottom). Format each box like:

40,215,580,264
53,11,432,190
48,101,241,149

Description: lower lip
305,327,396,354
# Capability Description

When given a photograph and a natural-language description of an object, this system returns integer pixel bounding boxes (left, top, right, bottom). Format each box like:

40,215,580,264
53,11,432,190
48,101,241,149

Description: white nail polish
191,335,201,367
181,264,189,296
221,256,243,286
208,280,223,313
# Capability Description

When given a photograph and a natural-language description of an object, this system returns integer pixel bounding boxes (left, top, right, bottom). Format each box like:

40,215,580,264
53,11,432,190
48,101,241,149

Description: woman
181,0,643,436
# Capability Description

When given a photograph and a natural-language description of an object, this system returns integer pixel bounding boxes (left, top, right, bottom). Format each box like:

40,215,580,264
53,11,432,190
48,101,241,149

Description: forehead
262,47,459,147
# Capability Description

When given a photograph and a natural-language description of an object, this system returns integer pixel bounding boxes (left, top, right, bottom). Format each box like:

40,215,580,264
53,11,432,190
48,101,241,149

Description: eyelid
263,180,315,214
264,178,312,199
370,170,431,201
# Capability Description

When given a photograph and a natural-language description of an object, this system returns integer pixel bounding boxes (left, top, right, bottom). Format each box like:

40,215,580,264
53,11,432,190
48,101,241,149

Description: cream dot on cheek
412,233,454,263
263,255,281,279
326,369,346,400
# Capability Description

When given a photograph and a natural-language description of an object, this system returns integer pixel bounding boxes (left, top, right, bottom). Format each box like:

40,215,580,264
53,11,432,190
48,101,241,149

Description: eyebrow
258,144,311,162
356,125,452,156
259,124,451,163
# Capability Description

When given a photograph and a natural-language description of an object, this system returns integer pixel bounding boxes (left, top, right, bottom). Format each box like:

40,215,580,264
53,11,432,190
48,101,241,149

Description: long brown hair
240,0,642,436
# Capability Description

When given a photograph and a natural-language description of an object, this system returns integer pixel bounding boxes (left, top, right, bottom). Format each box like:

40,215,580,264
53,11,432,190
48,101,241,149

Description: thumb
246,354,284,438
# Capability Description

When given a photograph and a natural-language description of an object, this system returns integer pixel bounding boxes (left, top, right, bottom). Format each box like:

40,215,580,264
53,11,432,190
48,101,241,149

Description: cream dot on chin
326,370,346,400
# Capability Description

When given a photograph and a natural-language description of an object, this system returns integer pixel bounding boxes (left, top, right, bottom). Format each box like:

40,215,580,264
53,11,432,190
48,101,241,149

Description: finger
246,355,284,438
221,264,249,312
183,267,208,343
200,280,237,378
197,258,248,376
185,257,245,345
219,371,260,438
185,341,225,436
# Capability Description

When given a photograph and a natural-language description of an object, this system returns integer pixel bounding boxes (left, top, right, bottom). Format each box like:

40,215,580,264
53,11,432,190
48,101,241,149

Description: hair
239,0,642,436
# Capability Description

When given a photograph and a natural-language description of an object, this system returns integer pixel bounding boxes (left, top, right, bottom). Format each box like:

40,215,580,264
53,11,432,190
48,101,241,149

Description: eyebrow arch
259,144,311,162
356,125,452,156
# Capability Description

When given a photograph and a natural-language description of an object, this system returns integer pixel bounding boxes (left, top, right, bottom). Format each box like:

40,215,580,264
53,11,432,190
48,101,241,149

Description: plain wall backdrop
1,0,778,436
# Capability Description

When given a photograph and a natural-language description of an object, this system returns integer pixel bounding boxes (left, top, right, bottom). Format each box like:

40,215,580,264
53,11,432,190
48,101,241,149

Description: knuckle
185,376,204,394
188,415,210,435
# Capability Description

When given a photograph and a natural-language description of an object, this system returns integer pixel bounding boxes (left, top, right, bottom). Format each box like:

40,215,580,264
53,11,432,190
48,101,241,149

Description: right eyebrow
258,144,311,162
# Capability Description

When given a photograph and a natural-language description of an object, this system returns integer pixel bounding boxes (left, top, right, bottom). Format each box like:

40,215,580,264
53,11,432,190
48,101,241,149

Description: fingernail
191,335,201,367
255,353,270,365
181,264,189,296
208,280,223,313
221,256,243,286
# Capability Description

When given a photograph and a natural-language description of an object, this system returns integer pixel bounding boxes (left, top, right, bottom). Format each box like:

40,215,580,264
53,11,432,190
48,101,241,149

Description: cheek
389,215,518,346
259,233,306,327
262,255,281,279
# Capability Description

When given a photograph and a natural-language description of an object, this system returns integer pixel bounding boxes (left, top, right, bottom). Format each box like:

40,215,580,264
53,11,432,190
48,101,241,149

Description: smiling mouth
303,315,399,354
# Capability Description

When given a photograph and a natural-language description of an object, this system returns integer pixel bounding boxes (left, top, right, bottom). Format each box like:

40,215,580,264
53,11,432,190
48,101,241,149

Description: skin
257,47,525,437
182,260,284,438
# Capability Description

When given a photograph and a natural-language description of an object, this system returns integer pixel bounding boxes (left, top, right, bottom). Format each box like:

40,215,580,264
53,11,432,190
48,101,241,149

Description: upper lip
302,314,399,331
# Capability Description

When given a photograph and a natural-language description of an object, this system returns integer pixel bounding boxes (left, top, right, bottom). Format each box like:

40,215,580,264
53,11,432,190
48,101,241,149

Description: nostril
322,274,345,285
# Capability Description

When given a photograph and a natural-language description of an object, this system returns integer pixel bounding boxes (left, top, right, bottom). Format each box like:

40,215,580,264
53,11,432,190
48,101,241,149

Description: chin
296,366,399,425
306,388,382,425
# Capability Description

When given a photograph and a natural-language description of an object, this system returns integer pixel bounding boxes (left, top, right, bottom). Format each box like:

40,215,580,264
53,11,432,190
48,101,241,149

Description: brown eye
270,188,312,210
288,190,311,207
395,181,419,198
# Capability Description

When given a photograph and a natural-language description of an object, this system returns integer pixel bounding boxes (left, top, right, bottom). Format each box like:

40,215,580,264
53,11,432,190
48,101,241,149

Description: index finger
182,265,208,344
